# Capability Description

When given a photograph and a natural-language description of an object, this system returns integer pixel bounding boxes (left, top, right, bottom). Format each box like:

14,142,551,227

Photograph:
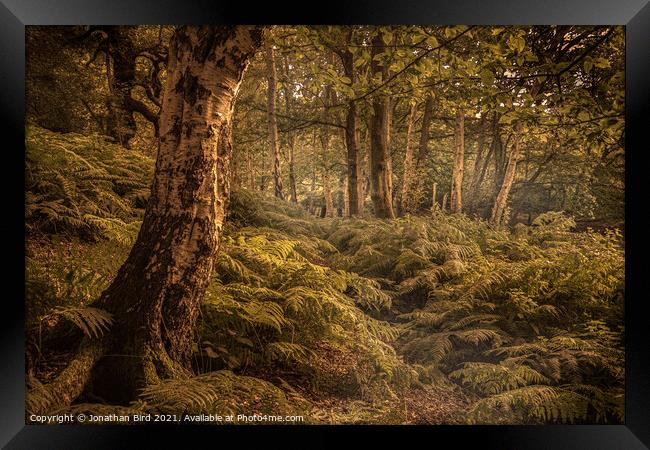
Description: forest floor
25,127,625,425
26,235,476,424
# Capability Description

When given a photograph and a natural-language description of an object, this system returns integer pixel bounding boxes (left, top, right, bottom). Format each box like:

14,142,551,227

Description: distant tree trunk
399,102,418,215
467,115,487,212
282,57,298,204
287,138,298,203
441,192,448,212
343,177,350,217
450,109,465,213
339,32,363,217
247,153,256,191
266,43,284,199
337,175,345,217
362,128,370,204
28,26,263,412
308,131,318,214
320,129,335,217
431,182,438,213
491,114,507,198
491,124,522,226
308,168,317,214
369,32,395,219
411,94,434,210
104,26,159,147
323,170,334,218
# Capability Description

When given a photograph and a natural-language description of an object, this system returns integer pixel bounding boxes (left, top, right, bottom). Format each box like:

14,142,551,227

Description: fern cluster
25,127,624,424
199,208,415,401
321,210,624,423
26,125,153,244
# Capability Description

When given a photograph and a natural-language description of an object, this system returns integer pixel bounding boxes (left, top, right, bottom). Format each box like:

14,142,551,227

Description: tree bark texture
29,26,263,410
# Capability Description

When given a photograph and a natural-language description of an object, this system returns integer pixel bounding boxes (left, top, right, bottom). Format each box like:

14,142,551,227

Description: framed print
2,0,649,448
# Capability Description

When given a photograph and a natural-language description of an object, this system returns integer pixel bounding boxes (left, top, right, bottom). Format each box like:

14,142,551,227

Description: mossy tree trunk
29,25,263,410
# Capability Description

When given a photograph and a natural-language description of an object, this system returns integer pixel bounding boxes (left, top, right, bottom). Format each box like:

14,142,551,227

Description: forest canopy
25,25,624,425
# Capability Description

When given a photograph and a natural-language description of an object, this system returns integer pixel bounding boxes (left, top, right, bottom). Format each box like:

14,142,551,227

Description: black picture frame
2,1,648,448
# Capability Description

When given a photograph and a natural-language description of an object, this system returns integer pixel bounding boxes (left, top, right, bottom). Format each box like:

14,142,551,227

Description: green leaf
593,57,611,69
381,29,393,46
480,69,495,86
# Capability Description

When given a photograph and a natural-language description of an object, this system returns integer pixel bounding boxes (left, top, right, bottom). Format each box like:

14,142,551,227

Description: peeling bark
31,26,263,408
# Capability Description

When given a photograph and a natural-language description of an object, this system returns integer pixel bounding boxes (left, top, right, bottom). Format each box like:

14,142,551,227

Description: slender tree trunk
308,130,317,214
282,56,298,204
362,127,370,205
450,109,465,213
345,101,362,216
287,137,298,203
431,182,438,213
343,174,350,216
323,170,334,218
265,43,284,199
467,115,487,212
320,129,335,217
399,102,418,215
441,192,448,212
491,124,522,226
369,32,395,219
247,153,256,191
410,94,434,210
339,34,363,216
492,114,506,198
28,26,263,411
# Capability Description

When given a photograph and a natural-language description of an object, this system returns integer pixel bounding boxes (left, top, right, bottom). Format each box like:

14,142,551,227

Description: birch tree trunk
28,26,263,410
450,109,465,213
399,102,418,215
266,42,284,199
491,124,522,226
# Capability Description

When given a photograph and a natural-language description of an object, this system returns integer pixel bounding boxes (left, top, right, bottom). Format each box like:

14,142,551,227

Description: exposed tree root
26,338,106,416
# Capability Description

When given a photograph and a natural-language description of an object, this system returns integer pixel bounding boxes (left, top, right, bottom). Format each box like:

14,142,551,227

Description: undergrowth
25,127,625,424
